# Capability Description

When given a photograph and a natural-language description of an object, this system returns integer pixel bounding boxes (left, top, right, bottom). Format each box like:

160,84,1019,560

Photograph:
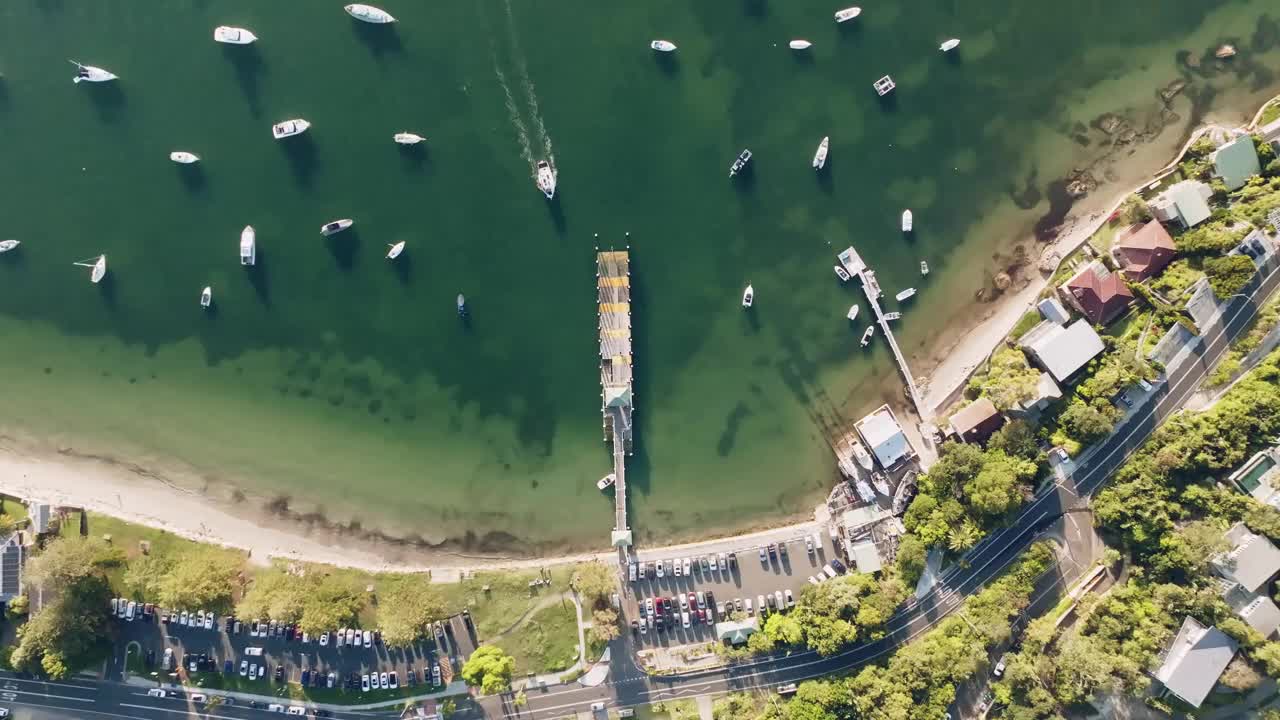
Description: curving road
7,251,1279,720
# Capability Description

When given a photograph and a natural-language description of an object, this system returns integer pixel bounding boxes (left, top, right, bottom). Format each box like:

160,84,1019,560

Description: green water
0,1,1278,553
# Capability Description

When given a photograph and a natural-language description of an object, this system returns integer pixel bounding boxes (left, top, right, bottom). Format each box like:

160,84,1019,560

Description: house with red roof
1112,220,1176,281
1059,260,1133,326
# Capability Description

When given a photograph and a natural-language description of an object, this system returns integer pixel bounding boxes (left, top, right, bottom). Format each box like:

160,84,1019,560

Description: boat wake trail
492,60,535,166
502,0,554,172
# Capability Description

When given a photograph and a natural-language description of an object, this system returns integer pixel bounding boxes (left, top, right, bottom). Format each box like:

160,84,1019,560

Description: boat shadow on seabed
350,21,404,59
222,43,266,118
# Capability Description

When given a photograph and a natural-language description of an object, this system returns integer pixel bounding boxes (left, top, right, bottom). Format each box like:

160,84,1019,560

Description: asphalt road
9,253,1278,720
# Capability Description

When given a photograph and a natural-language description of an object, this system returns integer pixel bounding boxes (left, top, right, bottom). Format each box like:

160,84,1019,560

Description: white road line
0,676,99,691
2,688,97,702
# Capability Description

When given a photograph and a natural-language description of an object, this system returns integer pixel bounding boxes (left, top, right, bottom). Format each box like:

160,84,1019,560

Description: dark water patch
278,134,319,188
221,44,265,117
176,164,206,194
350,21,404,59
1033,180,1075,243
1008,167,1042,210
324,228,362,271
79,82,125,123
244,252,271,307
1254,15,1279,53
742,0,767,20
716,401,751,456
390,249,413,284
546,193,568,236
654,52,679,77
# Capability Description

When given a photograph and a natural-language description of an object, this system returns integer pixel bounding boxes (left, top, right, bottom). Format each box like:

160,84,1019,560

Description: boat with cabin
812,136,829,170
895,288,916,302
597,473,616,491
834,265,850,282
742,284,754,308
834,7,862,22
345,4,396,23
239,225,256,266
272,119,310,140
883,311,901,321
651,40,677,52
0,240,20,254
847,305,859,321
901,209,913,232
873,75,895,96
394,132,426,145
729,149,752,177
536,160,557,199
214,26,258,44
939,38,960,52
851,439,874,471
70,61,117,83
872,476,891,496
920,260,929,275
169,151,199,164
860,325,875,347
74,255,107,284
200,286,212,309
457,293,467,317
321,219,354,237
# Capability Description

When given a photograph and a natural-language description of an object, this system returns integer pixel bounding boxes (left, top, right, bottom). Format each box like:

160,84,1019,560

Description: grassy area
492,601,579,675
1148,258,1205,300
642,699,700,720
429,566,574,640
1101,308,1141,339
1261,98,1280,126
1010,309,1043,340
0,497,29,526
1087,218,1128,254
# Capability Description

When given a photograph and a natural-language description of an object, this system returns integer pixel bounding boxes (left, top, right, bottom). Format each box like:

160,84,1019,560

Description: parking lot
110,602,475,701
623,531,845,645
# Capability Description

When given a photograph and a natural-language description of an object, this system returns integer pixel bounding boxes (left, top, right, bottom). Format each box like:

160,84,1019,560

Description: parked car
301,670,311,686
249,663,258,679
734,598,743,612
327,672,336,689
994,655,1008,677
656,561,665,578
681,611,690,628
700,556,710,573
361,675,370,693
257,665,265,679
673,558,682,577
831,558,847,574
779,543,788,558
729,552,738,569
805,536,814,554
785,589,795,608
682,558,691,575
147,688,166,698
240,660,248,677
389,672,398,689
777,683,798,696
223,659,233,675
380,672,389,689
744,598,753,615
718,553,727,571
759,547,768,564
363,630,373,646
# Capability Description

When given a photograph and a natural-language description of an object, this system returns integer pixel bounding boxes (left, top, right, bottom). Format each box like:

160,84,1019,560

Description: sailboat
70,61,117,83
812,136,829,170
74,255,107,284
386,241,405,260
0,240,20,253
240,225,256,266
200,286,213,309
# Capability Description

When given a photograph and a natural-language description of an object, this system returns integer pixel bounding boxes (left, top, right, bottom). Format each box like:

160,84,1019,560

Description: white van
244,646,263,657
267,704,284,713
125,601,136,621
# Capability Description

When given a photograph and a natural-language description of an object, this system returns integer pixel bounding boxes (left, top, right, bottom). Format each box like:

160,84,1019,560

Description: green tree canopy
461,645,516,695
376,574,446,647
570,562,616,607
1204,254,1257,299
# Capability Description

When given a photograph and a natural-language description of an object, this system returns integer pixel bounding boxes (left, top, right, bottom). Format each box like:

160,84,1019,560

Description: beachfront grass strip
0,496,29,528
1262,99,1280,126
181,670,446,705
491,601,579,675
431,567,574,641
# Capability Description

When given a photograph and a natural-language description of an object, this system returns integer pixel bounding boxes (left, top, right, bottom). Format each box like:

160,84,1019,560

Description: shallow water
0,0,1277,553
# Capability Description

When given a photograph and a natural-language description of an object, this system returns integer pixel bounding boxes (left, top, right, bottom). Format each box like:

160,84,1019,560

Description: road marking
1,688,97,702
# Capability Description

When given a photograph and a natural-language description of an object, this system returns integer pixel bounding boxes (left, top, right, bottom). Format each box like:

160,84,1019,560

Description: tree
155,547,243,612
11,537,115,676
26,536,121,587
1117,195,1153,225
1219,656,1262,691
589,608,620,645
895,535,928,587
513,690,528,708
1059,399,1114,445
963,451,1035,519
237,565,367,635
461,645,516,695
1254,641,1280,677
973,348,1043,411
988,420,1042,462
712,694,756,720
1173,221,1243,256
6,594,29,618
1204,255,1257,299
763,613,804,646
948,521,983,552
375,575,445,647
570,562,616,607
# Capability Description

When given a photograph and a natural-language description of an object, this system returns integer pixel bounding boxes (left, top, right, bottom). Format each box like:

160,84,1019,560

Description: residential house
948,398,1005,445
1213,135,1261,191
0,533,23,602
1220,580,1280,639
1020,319,1106,384
1152,616,1237,708
1014,372,1063,413
1037,297,1071,325
1229,449,1280,510
1112,220,1176,280
1212,523,1280,594
1059,260,1134,326
854,404,914,470
1150,180,1214,228
1183,277,1219,331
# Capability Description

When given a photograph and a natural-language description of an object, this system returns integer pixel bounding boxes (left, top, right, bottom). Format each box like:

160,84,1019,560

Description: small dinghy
393,132,426,145
852,440,874,471
812,136,829,170
74,254,108,284
240,225,256,266
901,209,913,232
834,7,862,23
0,240,20,253
650,40,677,52
860,325,875,347
214,26,258,45
272,118,310,140
939,38,960,52
536,160,557,199
70,61,117,84
345,4,396,23
200,286,213,309
169,151,200,164
386,241,405,260
846,305,859,321
457,293,468,317
1215,44,1237,59
742,284,754,308
920,261,929,275
834,265,850,282
896,288,916,302
597,473,616,491
321,219,354,237
789,40,813,51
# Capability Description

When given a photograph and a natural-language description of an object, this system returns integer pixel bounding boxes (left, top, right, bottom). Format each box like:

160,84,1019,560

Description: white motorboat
742,284,754,308
860,325,875,347
0,240,20,253
70,61,117,84
851,438,874,471
940,38,960,52
901,209,913,232
386,241,406,260
896,288,916,302
272,118,311,140
597,473,616,491
74,255,107,284
883,311,901,321
834,265,850,282
214,26,258,45
872,476,891,496
321,219,354,236
834,7,862,23
920,260,929,275
729,149,752,177
789,40,813,50
650,40,677,52
812,136,829,170
200,286,213,309
393,132,426,145
344,4,396,23
536,160,557,199
240,225,256,266
457,293,468,316
169,151,200,164
873,75,896,96
846,305,859,321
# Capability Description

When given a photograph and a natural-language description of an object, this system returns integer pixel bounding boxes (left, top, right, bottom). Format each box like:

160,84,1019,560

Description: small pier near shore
838,246,929,420
597,248,634,549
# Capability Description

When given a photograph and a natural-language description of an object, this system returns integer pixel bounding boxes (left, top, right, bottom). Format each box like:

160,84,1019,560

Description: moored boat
240,225,256,266
883,311,901,321
0,240,20,253
834,7,862,22
457,293,468,316
846,305,859,321
200,286,213,309
536,160,557,199
742,284,754,308
860,325,875,347
650,40,677,52
729,148,752,177
920,260,929,275
789,40,813,50
597,473,616,490
70,61,117,84
851,438,874,471
74,254,107,283
873,75,895,96
895,288,916,302
939,38,960,52
901,209,913,232
1215,44,1237,59
393,132,426,145
272,118,310,140
834,265,850,282
344,4,396,23
169,151,200,164
214,26,258,44
812,136,829,170
321,219,354,236
386,241,405,260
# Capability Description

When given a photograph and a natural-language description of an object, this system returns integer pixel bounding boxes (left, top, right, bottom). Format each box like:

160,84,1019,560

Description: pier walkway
597,249,634,550
838,246,929,420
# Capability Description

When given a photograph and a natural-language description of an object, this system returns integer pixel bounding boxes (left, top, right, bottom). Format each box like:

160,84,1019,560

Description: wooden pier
597,248,634,548
838,246,929,419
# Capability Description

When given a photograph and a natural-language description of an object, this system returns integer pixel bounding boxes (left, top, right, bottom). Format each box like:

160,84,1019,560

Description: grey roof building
1213,135,1261,191
1153,616,1237,708
1037,297,1070,325
1019,319,1105,383
1212,523,1280,593
28,502,52,535
1151,180,1213,229
0,533,23,602
1220,580,1280,639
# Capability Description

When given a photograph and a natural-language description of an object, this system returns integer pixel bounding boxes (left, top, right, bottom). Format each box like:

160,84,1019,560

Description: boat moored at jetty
650,40,677,52
729,149,752,177
272,119,310,140
860,325,875,346
901,209,913,232
386,241,405,260
834,265,850,282
812,136,829,170
74,254,107,283
940,38,960,52
873,75,895,96
742,284,754,308
239,225,256,266
883,311,901,321
345,4,396,23
834,7,862,23
0,240,20,253
536,160,557,199
895,288,916,302
597,473,616,490
214,26,258,44
200,286,212,309
393,132,426,145
169,151,200,164
70,61,117,84
851,438,874,471
321,219,354,236
846,305,859,321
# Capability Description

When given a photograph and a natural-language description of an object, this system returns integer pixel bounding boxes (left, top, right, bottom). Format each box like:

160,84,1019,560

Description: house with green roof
1213,135,1261,191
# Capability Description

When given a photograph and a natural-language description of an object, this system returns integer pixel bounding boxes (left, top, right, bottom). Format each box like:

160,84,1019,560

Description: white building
854,404,914,469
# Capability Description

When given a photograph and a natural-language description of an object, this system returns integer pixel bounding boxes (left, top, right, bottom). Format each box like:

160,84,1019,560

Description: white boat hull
597,473,616,490
272,119,311,140
650,40,677,52
386,242,405,259
240,225,256,266
169,151,200,164
742,284,754,308
214,26,258,44
200,287,213,308
901,210,913,232
536,161,556,199
321,219,354,236
834,265,850,282
345,4,396,23
834,7,862,22
789,40,813,50
812,136,829,170
75,255,107,283
393,133,426,145
940,38,960,52
71,62,117,83
0,240,20,253
846,305,859,321
896,289,916,302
